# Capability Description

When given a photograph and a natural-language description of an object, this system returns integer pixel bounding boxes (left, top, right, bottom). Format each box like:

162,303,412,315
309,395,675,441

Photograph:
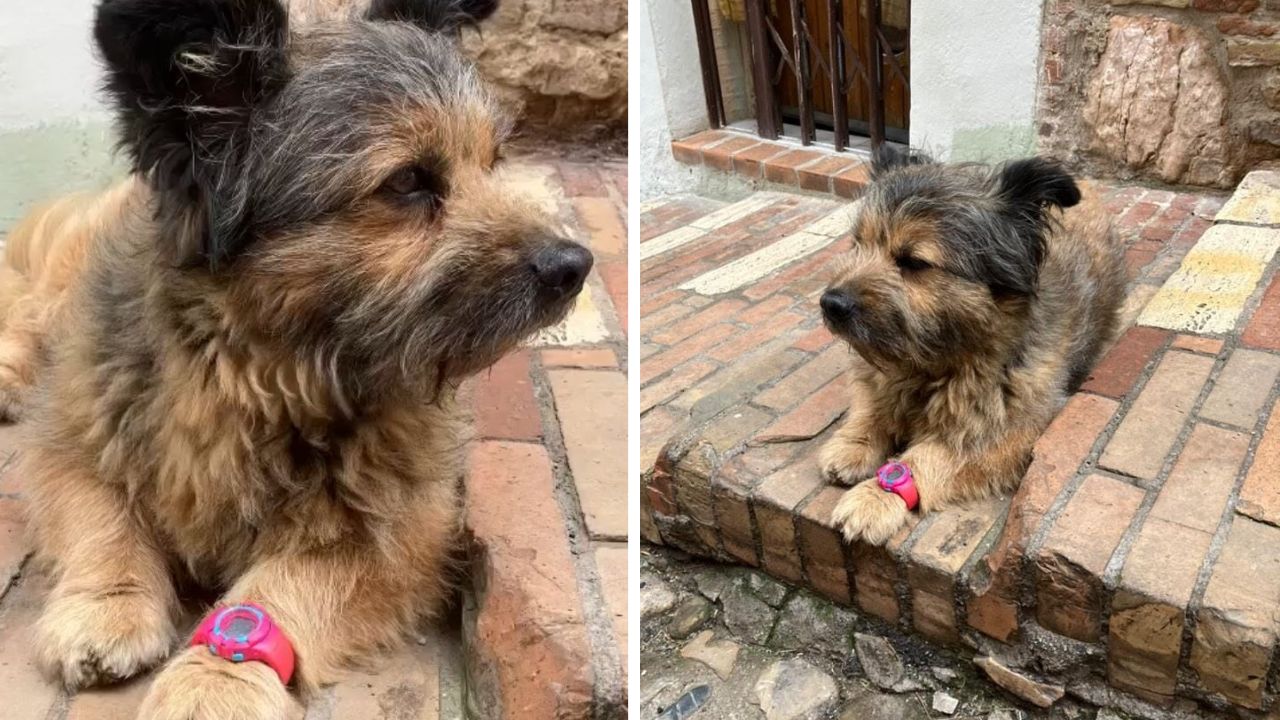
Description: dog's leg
818,378,891,485
139,540,448,720
0,275,42,422
29,459,179,689
832,428,1037,544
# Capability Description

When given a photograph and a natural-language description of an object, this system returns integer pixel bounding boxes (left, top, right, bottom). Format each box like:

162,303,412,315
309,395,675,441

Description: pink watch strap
877,461,919,511
192,603,296,685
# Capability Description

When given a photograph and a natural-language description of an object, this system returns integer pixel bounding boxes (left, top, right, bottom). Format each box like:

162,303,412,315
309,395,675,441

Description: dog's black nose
532,240,594,295
820,289,858,320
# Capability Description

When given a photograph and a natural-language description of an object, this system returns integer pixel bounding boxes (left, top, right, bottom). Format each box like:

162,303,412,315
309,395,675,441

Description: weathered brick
1242,274,1280,351
642,323,736,381
832,164,871,198
700,406,772,455
0,574,59,720
67,677,152,720
1100,351,1215,482
754,377,848,444
671,130,732,165
1109,518,1212,703
574,196,624,256
641,359,718,413
466,441,594,720
1149,423,1249,533
754,344,848,411
701,136,762,172
796,487,851,603
907,498,1005,644
1219,14,1279,36
732,142,788,179
330,642,440,719
968,394,1118,642
1238,396,1280,526
762,150,825,185
1199,349,1280,428
598,259,628,336
549,370,627,540
679,349,806,421
1170,334,1224,355
1080,326,1170,398
649,299,748,346
797,155,858,193
1191,516,1280,709
593,543,628,669
541,347,617,369
707,312,805,363
752,458,824,583
472,350,541,442
1035,475,1145,642
0,497,29,598
792,325,835,353
641,406,682,475
713,468,760,567
1192,0,1259,12
1227,37,1280,66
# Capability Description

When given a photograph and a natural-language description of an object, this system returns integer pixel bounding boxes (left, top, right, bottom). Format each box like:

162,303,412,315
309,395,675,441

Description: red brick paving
641,173,1280,715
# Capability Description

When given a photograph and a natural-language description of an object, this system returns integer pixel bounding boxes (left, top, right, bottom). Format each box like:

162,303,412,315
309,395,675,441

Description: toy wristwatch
877,461,920,511
192,603,296,685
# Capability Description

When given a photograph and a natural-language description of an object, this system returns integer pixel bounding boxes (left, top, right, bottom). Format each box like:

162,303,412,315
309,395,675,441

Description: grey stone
679,630,740,681
747,571,790,607
753,659,839,720
692,566,731,602
641,574,678,620
720,576,778,645
839,692,913,720
769,591,855,654
668,595,714,639
987,711,1028,720
930,666,959,684
932,691,960,715
975,656,1065,709
854,633,905,691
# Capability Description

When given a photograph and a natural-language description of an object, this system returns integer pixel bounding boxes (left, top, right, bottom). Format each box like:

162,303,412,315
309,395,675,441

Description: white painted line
804,203,858,238
536,283,612,346
679,230,836,295
639,225,706,261
639,193,786,261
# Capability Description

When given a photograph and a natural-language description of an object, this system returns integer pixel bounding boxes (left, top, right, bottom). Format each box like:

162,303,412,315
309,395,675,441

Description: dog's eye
381,163,448,206
895,255,933,273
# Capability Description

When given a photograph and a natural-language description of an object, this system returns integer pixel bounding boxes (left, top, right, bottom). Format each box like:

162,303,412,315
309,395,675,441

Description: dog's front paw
819,436,884,485
36,587,176,689
831,480,910,545
138,646,299,720
0,372,25,422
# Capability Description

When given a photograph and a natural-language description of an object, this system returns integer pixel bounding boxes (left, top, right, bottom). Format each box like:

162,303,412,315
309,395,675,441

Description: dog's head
94,0,592,398
820,149,1080,370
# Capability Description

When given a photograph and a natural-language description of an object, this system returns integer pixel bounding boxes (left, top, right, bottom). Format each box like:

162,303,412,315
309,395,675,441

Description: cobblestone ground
0,149,628,719
641,170,1280,717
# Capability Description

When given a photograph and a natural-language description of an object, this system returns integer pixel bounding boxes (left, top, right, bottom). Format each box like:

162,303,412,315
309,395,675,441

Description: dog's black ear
95,0,290,268
366,0,499,31
871,145,933,177
997,157,1081,211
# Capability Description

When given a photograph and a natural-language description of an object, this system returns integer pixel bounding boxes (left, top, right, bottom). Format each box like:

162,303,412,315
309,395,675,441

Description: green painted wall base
0,122,127,238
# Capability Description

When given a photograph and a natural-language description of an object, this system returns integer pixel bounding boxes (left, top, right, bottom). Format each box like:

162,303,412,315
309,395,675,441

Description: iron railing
693,0,909,153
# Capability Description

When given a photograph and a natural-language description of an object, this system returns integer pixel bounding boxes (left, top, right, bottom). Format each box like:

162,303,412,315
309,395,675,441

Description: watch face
224,615,258,640
214,605,268,646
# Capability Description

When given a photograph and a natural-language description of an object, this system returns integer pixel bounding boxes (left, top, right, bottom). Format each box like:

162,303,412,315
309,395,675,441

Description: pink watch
192,603,295,685
877,461,919,511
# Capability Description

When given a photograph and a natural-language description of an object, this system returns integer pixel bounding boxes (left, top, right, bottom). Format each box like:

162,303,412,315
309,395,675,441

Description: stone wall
1038,0,1280,189
462,0,627,137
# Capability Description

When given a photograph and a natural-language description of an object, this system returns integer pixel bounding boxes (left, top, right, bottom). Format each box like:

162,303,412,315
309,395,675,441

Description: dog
0,0,593,716
817,150,1125,545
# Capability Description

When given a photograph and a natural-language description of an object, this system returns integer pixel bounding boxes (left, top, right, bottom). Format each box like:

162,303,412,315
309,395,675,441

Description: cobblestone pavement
0,150,628,719
641,170,1280,717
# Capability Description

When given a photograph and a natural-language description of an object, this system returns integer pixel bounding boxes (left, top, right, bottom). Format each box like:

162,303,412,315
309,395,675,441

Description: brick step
671,129,872,199
640,173,1280,715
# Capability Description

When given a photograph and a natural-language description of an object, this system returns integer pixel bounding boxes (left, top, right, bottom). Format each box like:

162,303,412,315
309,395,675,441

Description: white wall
0,0,110,129
910,0,1043,161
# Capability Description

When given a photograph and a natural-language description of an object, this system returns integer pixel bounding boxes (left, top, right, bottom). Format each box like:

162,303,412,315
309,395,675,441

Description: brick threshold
671,129,872,198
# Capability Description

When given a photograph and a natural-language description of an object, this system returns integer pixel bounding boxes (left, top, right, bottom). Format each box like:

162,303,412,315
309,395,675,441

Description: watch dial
225,615,257,640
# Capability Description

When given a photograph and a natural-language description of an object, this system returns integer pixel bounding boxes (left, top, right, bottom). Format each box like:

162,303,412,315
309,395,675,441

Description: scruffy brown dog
0,0,592,717
818,150,1125,545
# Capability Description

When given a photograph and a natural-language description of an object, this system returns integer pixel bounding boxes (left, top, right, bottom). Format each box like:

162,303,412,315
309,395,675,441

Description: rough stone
932,691,960,715
854,633,905,691
1084,16,1234,187
975,657,1066,708
931,667,959,684
839,692,913,720
720,577,778,645
769,591,855,655
668,596,715,640
753,659,839,720
987,711,1028,720
679,631,741,681
641,574,678,620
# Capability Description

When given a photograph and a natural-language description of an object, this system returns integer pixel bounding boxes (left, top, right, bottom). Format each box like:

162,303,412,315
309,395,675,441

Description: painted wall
910,0,1044,162
0,0,124,236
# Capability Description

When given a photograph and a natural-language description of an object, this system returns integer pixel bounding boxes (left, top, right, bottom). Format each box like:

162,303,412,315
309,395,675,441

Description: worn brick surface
66,677,153,720
0,575,59,720
1243,272,1280,351
1080,326,1170,398
1170,334,1224,355
329,642,441,720
1035,475,1145,642
549,369,627,539
594,543,628,670
1149,423,1249,533
907,498,1005,644
796,487,852,604
472,350,542,442
1238,396,1280,526
1199,349,1280,428
1100,351,1215,481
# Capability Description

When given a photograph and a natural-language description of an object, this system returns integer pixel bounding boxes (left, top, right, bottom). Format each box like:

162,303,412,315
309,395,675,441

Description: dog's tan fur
818,158,1125,544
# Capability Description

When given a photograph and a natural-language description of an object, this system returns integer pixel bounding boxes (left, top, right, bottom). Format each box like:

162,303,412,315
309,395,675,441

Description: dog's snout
532,240,594,295
820,289,858,321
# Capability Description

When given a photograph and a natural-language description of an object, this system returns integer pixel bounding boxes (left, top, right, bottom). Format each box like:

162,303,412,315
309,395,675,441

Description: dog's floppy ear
95,0,290,269
985,157,1079,296
871,145,933,177
366,0,499,31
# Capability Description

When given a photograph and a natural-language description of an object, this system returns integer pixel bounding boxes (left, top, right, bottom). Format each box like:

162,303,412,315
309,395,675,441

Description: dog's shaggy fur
0,0,592,716
818,150,1126,545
